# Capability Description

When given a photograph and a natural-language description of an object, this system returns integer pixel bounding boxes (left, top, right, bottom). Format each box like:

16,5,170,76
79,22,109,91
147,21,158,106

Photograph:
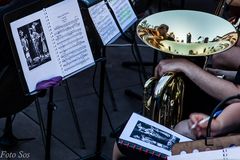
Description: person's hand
154,58,193,78
188,113,222,138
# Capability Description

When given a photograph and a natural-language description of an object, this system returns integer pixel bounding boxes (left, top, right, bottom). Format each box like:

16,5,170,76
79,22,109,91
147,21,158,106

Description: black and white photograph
130,120,180,151
18,19,51,70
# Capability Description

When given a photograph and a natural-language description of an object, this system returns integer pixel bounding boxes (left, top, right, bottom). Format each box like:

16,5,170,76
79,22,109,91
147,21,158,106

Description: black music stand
4,1,98,159
80,48,108,160
77,1,109,159
45,86,55,160
117,0,155,101
44,85,57,160
34,77,62,160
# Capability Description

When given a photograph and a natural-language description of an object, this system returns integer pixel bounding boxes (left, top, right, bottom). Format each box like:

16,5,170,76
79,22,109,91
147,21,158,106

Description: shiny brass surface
143,73,184,129
137,10,238,57
142,10,238,128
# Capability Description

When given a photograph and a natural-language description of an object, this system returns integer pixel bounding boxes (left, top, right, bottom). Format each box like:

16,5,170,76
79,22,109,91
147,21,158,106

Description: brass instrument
138,10,238,128
143,72,184,129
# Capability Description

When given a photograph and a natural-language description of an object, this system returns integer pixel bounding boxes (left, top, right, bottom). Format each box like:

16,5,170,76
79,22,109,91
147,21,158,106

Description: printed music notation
9,0,94,93
47,1,94,76
53,17,90,72
88,1,120,45
107,0,137,31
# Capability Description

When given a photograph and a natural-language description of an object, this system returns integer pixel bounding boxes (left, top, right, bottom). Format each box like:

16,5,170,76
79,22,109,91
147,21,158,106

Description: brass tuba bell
138,9,238,128
143,72,184,129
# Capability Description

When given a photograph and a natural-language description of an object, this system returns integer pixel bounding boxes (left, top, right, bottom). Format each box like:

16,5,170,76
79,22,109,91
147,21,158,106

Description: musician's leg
112,142,126,160
174,120,196,140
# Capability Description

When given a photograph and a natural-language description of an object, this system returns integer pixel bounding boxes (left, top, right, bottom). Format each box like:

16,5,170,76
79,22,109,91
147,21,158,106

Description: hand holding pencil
188,111,222,138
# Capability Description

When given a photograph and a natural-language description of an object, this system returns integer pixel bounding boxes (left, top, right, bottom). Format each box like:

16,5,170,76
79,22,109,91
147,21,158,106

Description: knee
174,120,196,140
112,142,125,160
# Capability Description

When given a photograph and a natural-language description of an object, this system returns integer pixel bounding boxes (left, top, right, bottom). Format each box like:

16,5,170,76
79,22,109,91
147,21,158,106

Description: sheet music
46,0,95,77
9,0,94,93
107,0,137,32
168,147,240,160
10,10,62,93
120,113,191,156
88,1,120,45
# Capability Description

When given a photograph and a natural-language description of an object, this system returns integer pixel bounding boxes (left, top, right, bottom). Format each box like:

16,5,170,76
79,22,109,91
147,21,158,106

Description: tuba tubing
143,72,185,129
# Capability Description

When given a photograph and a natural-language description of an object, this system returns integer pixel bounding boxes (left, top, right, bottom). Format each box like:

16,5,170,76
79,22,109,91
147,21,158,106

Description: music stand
77,1,109,159
4,0,98,159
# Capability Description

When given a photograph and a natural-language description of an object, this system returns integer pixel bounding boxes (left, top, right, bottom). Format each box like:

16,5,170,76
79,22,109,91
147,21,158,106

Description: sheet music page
168,147,240,160
120,113,192,156
88,1,120,45
107,0,137,32
46,0,95,77
10,10,62,93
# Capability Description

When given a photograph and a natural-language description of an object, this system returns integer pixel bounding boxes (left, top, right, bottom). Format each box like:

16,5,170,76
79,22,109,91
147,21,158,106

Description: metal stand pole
45,87,55,160
95,47,106,158
35,97,46,148
81,47,108,160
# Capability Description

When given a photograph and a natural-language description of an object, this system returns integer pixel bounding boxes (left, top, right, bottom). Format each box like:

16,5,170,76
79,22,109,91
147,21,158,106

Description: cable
205,94,240,146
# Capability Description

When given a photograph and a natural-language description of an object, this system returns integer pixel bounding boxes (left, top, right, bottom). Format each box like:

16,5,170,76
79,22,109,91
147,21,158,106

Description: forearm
226,0,240,6
216,103,240,135
182,63,240,100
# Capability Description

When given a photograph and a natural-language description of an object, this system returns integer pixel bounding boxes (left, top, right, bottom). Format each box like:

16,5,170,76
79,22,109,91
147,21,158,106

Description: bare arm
189,102,240,137
226,0,240,6
155,58,240,100
206,68,237,81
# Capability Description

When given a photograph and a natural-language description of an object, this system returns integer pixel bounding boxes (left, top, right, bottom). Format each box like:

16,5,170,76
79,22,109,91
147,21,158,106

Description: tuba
143,72,184,129
138,7,238,128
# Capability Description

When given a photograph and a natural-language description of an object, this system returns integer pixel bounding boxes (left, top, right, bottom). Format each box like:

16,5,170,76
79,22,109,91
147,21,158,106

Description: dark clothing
0,0,39,117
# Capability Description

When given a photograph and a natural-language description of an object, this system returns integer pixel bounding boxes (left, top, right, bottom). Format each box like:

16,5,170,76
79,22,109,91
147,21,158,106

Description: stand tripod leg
45,87,55,160
81,48,107,160
64,80,86,149
35,97,46,148
105,70,118,111
133,38,148,80
95,50,106,158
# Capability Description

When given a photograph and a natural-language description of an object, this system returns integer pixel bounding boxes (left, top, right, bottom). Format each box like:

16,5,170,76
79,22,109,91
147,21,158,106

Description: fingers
154,60,166,77
154,59,173,77
154,63,160,77
189,113,209,138
189,113,207,124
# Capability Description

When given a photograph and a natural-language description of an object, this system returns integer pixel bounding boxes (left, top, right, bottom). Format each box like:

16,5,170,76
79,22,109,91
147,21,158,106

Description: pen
191,110,222,130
